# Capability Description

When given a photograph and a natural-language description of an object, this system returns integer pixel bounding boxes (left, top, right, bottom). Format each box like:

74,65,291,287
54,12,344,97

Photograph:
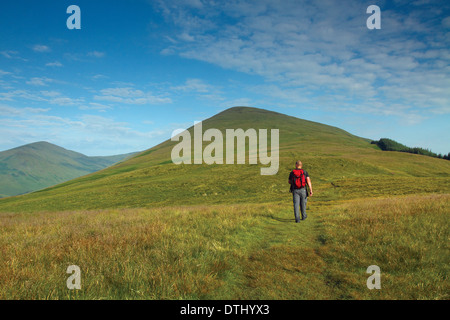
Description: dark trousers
292,188,307,222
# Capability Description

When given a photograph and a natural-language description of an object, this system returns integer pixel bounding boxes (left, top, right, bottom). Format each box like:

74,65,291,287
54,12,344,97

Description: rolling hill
0,141,136,198
0,106,449,212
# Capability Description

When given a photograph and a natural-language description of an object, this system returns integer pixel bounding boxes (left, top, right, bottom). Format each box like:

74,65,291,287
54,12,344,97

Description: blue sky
1,0,449,156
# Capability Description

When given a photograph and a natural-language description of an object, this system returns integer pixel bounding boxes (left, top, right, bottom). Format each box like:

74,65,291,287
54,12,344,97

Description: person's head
295,160,302,169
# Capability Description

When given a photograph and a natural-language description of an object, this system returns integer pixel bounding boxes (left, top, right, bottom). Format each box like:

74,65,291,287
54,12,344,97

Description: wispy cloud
94,87,172,105
0,89,84,107
49,96,84,106
155,0,450,122
171,78,215,93
0,104,50,117
26,77,54,86
1,0,448,155
169,78,225,103
0,70,11,77
0,90,47,102
1,108,170,155
0,50,27,61
91,74,109,80
87,51,105,58
79,102,112,112
63,51,106,63
45,61,63,67
40,90,61,97
0,51,17,59
32,44,51,52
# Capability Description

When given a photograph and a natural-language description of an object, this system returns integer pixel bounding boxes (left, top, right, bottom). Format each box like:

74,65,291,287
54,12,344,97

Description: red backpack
291,169,306,189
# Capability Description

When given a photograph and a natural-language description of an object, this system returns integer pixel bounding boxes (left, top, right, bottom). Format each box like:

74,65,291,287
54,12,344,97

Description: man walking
289,160,313,222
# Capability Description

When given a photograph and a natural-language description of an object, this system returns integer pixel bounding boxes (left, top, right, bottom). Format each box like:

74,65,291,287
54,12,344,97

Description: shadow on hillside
265,214,294,223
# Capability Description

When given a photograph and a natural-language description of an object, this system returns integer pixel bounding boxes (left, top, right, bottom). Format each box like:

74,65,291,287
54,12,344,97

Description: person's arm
306,177,313,196
288,172,293,192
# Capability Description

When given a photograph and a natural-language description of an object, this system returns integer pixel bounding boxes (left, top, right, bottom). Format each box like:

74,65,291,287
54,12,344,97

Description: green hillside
371,138,449,159
1,107,449,300
0,141,135,198
0,107,449,212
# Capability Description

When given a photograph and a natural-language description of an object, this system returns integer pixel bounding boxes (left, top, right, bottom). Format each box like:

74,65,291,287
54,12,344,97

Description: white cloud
79,102,112,112
156,0,450,120
0,50,27,61
160,47,176,55
0,90,47,102
40,90,61,97
91,74,108,80
0,104,23,116
0,113,172,155
100,87,144,97
0,89,84,107
32,44,51,52
24,107,51,114
171,78,214,93
26,77,54,86
0,51,16,59
0,104,50,117
49,97,84,106
46,61,63,67
94,87,172,105
0,70,11,77
88,51,105,58
178,33,195,42
169,78,225,103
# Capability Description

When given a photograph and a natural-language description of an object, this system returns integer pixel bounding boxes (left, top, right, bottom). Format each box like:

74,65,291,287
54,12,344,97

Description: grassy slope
0,141,134,198
0,107,448,300
0,107,449,212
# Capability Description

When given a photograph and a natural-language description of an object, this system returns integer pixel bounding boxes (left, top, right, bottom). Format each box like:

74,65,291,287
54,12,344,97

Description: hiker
289,160,313,223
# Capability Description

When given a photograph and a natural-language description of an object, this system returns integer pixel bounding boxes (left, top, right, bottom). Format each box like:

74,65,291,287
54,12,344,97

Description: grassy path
0,200,335,300
1,194,448,299
211,194,450,300
211,201,336,299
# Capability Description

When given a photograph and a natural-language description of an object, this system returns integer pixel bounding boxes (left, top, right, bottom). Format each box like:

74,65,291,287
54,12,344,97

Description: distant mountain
0,141,136,198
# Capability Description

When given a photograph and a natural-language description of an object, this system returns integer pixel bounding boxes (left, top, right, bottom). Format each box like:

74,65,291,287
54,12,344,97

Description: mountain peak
207,106,289,125
0,142,134,198
25,141,56,149
217,106,281,116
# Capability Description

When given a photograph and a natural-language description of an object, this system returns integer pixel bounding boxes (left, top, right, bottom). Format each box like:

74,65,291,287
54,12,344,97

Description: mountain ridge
0,141,137,198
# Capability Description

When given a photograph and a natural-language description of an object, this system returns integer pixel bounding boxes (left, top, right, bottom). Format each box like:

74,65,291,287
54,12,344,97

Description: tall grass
1,193,448,300
318,194,449,300
0,204,273,299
